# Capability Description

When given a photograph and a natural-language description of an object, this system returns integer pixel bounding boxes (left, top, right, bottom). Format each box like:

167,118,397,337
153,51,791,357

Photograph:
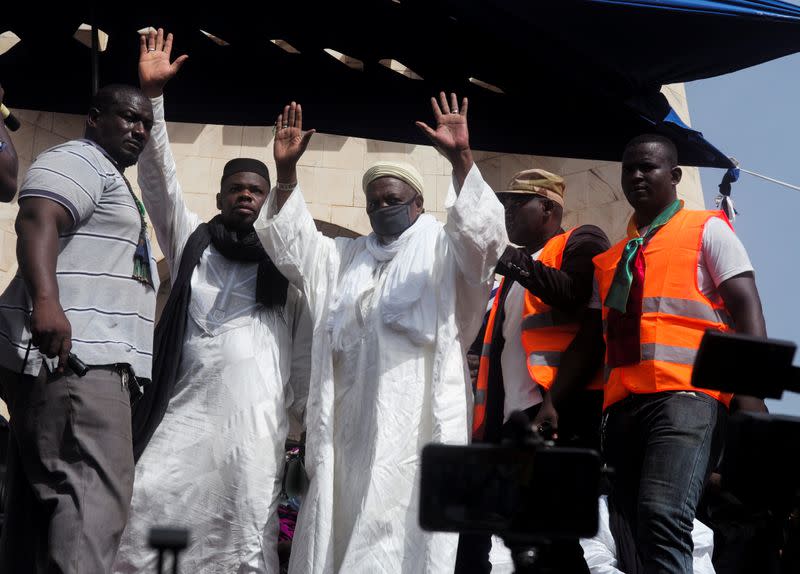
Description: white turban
362,161,425,196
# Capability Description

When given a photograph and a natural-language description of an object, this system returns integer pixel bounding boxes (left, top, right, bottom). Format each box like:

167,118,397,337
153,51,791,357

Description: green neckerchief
604,199,683,313
119,172,154,287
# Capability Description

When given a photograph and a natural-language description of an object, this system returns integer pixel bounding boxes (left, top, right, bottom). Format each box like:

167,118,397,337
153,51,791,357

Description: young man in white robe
255,94,508,573
113,30,312,573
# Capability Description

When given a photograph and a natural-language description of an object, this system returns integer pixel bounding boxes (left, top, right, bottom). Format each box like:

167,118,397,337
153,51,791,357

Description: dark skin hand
467,353,480,386
534,310,605,434
415,92,474,189
274,101,316,210
15,198,74,370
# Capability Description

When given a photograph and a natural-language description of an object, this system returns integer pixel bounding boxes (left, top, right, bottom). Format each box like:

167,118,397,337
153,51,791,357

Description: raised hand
274,102,315,183
416,92,473,186
138,28,188,98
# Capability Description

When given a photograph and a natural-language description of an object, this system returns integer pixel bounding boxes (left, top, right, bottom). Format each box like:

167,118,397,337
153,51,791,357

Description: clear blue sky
684,46,800,416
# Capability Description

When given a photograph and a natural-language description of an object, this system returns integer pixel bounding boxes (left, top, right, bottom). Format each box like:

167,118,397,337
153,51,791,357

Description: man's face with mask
365,176,424,241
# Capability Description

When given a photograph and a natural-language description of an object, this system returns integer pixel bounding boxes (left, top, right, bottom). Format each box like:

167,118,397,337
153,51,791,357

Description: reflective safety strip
641,342,697,365
606,343,698,379
521,309,577,330
641,297,733,327
528,351,561,368
474,389,486,405
481,343,491,356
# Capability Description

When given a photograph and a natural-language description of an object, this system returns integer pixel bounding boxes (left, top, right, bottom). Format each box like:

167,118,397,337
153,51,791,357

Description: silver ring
148,48,156,52
282,124,289,129
452,108,459,114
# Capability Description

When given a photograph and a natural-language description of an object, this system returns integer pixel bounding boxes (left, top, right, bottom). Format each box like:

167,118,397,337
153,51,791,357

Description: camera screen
419,444,600,539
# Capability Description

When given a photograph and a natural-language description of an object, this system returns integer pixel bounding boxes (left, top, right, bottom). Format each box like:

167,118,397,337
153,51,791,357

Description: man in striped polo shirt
0,84,157,572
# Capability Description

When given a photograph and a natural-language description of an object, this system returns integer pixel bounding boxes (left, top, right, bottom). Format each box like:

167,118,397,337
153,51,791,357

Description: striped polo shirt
0,139,158,379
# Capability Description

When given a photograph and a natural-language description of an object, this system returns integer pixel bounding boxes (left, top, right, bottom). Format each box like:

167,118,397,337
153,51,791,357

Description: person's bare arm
534,309,605,433
15,198,74,370
719,271,769,413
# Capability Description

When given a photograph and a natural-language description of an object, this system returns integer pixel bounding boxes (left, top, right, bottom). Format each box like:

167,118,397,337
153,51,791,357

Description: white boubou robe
255,165,507,573
114,95,312,574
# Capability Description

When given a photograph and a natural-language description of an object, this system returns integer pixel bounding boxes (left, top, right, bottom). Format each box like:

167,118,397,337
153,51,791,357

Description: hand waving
416,92,473,186
274,101,315,181
415,92,470,162
138,28,188,98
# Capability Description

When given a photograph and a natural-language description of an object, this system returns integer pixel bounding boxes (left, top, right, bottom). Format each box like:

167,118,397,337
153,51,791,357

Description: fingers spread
415,121,436,140
156,28,164,52
164,32,174,58
450,92,458,113
438,91,450,114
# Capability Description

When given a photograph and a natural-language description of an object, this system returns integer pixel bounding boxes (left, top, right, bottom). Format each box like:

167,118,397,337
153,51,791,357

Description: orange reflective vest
472,278,504,440
473,230,601,439
593,209,735,410
521,230,603,392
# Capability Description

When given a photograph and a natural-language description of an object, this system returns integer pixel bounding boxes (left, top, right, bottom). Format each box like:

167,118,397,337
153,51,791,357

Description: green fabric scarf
604,199,683,312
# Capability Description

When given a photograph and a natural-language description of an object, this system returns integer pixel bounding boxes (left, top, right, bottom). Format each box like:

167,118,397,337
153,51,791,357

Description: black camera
419,442,601,540
419,411,602,572
693,330,800,573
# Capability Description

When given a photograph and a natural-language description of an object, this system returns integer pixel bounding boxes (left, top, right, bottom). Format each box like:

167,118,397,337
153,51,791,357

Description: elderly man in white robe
256,94,507,573
113,30,312,573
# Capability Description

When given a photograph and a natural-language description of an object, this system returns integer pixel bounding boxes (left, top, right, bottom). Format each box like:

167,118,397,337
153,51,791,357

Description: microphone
1,103,21,132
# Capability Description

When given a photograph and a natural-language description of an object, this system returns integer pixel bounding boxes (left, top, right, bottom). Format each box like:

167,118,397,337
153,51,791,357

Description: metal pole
90,7,99,95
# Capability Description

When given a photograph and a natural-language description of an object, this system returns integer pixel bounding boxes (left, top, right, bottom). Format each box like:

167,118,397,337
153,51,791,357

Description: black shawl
131,215,288,460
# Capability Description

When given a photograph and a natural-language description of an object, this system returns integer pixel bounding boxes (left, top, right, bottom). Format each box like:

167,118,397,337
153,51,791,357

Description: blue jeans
602,391,727,574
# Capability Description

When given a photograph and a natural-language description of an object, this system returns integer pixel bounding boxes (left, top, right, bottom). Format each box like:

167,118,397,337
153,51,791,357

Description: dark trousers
0,365,134,573
603,391,727,574
455,398,597,574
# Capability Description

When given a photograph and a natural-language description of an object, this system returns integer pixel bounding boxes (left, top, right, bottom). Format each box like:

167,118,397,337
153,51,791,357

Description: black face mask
368,195,419,237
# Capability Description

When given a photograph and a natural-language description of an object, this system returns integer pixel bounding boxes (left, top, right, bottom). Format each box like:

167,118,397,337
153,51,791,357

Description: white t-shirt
589,216,754,309
501,248,544,422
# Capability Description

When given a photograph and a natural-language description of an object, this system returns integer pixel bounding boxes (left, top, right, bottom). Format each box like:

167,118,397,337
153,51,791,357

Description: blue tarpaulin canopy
3,1,800,167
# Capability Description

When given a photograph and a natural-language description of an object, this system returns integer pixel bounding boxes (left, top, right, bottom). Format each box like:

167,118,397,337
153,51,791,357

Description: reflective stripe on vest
602,297,734,332
522,229,603,391
594,209,734,409
473,279,504,440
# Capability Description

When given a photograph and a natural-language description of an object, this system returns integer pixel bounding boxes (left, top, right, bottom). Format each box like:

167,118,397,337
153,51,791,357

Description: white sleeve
287,286,313,425
255,185,346,321
701,216,754,288
137,95,203,276
444,164,508,286
444,164,509,340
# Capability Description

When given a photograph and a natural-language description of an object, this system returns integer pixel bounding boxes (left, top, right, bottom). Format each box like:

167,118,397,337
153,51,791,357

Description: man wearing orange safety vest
456,169,609,574
538,133,767,574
